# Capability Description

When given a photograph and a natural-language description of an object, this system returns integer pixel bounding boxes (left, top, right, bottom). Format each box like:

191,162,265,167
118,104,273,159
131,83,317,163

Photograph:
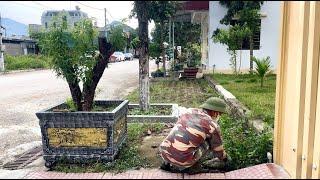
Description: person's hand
223,154,232,162
202,158,225,170
223,154,233,171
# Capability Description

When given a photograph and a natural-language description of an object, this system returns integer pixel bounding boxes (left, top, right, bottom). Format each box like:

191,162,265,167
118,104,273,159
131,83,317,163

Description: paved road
0,59,157,165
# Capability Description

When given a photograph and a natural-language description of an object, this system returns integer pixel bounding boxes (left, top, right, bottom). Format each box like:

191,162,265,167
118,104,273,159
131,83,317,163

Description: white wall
208,1,281,70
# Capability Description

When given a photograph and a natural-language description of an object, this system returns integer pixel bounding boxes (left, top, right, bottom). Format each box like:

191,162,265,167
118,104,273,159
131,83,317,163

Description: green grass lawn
209,73,276,127
126,79,219,108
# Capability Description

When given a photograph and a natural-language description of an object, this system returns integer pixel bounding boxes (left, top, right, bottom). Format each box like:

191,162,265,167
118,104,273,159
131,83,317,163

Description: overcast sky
0,1,155,36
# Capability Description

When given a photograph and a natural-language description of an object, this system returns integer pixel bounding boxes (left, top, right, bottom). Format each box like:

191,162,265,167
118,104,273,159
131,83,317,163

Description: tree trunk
82,37,113,111
67,78,82,111
261,77,264,87
136,1,150,111
160,21,166,77
249,36,254,74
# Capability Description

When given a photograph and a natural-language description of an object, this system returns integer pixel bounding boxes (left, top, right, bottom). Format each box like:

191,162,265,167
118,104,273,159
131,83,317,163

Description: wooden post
274,1,320,179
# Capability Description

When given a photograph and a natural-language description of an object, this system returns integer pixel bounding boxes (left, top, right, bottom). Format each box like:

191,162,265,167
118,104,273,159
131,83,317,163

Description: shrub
151,69,164,78
252,56,272,87
4,54,51,70
183,43,201,68
219,115,273,170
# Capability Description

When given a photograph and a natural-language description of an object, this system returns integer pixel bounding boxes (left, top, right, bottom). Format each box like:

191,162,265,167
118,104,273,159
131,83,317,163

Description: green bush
151,69,164,78
219,115,273,171
4,54,51,71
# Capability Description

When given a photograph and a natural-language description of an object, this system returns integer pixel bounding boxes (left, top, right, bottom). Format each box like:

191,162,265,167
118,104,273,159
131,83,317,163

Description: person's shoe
184,163,209,175
160,162,171,171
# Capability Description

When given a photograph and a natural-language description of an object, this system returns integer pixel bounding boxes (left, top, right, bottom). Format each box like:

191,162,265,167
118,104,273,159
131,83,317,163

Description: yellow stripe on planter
47,128,107,148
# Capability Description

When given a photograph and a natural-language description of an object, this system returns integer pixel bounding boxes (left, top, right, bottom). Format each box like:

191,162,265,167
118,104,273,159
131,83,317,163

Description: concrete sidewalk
20,163,290,179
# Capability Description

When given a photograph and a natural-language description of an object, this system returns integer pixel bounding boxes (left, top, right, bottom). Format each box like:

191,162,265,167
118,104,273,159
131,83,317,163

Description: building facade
2,37,37,56
173,1,281,71
41,6,88,30
208,1,281,71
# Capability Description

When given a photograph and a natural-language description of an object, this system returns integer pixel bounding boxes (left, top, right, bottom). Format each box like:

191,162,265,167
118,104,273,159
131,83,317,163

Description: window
45,22,48,29
230,19,261,50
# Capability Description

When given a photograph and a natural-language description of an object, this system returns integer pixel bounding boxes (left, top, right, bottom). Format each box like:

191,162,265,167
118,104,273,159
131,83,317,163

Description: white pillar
200,12,209,68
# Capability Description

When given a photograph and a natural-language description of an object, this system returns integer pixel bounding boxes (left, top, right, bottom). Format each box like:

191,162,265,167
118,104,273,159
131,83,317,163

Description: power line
31,1,54,10
9,1,44,10
73,1,116,20
74,1,104,11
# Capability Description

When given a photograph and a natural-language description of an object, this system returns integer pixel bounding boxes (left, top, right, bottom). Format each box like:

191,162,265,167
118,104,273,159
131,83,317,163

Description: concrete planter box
127,103,179,123
36,100,129,168
183,67,199,79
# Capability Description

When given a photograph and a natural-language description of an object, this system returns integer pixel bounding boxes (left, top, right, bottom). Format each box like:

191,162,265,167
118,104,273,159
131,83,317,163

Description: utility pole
172,21,174,65
0,13,4,72
104,8,107,38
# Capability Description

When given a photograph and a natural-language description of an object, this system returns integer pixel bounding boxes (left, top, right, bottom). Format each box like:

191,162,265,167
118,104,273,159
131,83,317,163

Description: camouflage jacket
159,108,226,168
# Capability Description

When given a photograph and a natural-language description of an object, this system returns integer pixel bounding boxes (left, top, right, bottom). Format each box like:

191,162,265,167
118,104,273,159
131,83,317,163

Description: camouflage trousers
161,140,210,171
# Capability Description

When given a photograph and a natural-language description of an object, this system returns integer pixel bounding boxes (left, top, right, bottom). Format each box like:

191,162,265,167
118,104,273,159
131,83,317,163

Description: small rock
147,130,152,135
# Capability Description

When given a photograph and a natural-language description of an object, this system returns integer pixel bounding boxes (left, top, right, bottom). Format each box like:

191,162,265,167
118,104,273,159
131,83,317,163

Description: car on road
110,52,125,62
124,53,134,61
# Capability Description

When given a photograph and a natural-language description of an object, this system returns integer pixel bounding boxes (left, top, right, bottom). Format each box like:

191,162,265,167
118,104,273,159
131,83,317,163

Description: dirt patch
137,127,171,168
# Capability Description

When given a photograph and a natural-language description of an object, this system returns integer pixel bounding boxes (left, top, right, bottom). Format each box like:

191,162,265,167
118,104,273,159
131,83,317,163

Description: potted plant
183,43,201,79
36,18,128,168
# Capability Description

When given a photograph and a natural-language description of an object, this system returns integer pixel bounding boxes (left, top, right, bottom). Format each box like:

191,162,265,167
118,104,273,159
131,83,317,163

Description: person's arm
208,125,227,161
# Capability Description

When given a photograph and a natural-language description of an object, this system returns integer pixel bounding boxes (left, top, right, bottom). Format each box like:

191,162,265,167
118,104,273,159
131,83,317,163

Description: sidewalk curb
0,69,48,76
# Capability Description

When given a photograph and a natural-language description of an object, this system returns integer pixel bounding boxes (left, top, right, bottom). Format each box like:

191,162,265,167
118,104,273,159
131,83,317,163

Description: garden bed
126,79,219,108
127,104,179,123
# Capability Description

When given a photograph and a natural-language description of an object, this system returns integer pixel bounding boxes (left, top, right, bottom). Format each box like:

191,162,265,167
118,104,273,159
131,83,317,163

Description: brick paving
22,163,290,179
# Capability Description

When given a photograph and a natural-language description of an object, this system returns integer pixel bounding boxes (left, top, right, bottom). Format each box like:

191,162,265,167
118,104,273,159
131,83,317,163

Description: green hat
199,97,227,113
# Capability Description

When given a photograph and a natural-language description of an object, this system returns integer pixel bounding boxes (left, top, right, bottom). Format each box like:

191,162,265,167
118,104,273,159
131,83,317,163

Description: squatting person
159,97,230,174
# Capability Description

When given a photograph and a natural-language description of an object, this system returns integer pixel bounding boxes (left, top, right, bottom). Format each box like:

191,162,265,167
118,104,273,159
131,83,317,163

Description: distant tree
149,42,161,59
219,1,264,73
108,25,127,51
173,22,201,46
149,1,178,77
213,24,250,74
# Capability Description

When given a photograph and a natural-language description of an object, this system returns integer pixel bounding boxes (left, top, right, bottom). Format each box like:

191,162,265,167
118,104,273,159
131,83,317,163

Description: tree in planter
252,56,272,87
39,18,121,111
219,1,264,73
213,24,250,74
